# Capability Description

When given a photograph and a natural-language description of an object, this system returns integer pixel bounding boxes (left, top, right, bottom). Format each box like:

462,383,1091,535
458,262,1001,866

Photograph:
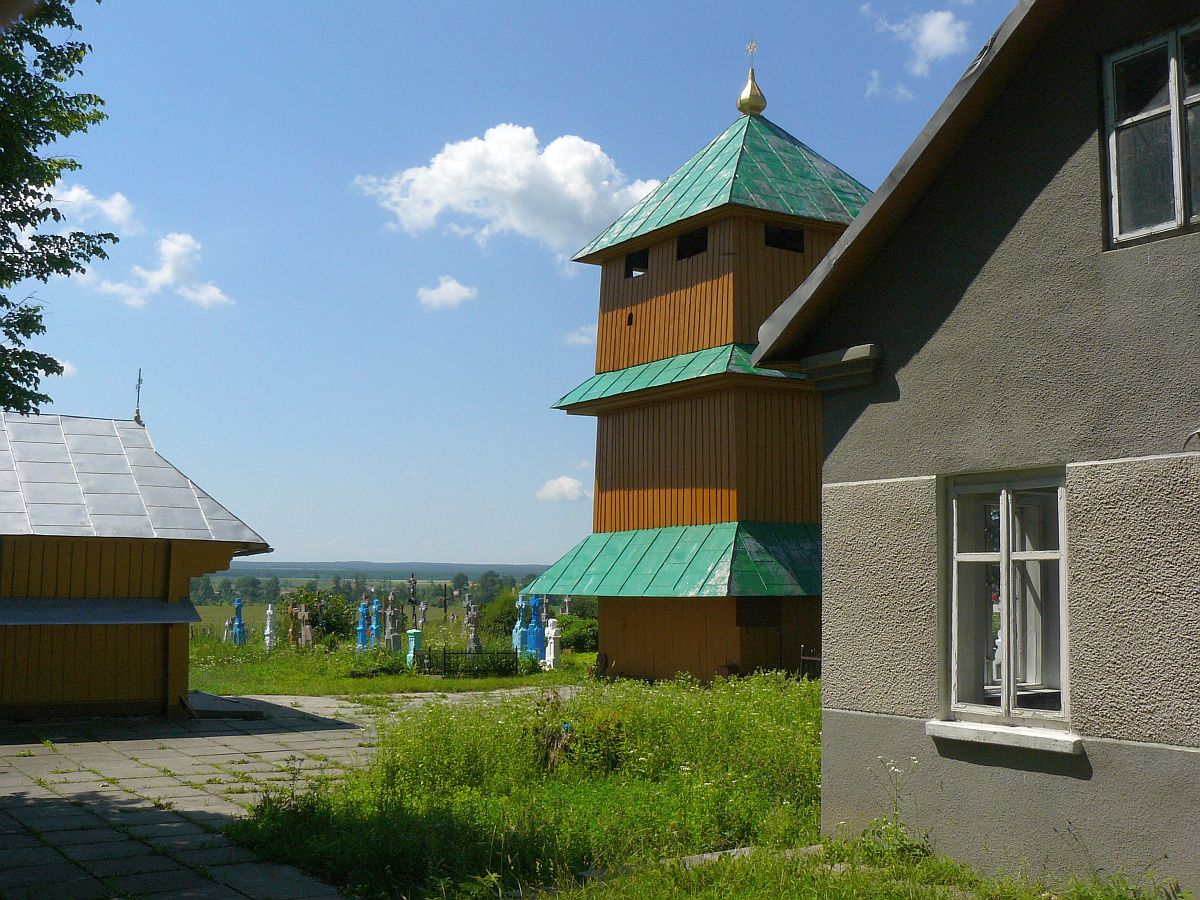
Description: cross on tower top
737,40,767,116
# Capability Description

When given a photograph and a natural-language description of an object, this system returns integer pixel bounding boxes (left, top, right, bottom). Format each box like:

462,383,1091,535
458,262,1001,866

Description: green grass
188,634,593,696
227,674,1188,900
229,674,821,897
554,831,1177,899
190,602,593,695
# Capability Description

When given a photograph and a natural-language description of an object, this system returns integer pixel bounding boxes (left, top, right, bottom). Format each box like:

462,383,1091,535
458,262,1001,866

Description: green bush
282,587,359,641
562,595,598,618
479,588,518,638
557,615,598,652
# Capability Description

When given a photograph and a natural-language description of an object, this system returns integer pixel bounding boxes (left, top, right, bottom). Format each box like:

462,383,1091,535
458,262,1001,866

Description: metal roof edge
752,0,1067,368
526,521,821,598
554,345,808,413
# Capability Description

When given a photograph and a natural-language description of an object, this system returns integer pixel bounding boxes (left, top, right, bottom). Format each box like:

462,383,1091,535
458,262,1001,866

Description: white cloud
415,275,478,310
54,359,77,378
96,232,233,308
53,183,138,233
356,123,659,254
177,282,233,308
866,69,883,97
563,324,597,346
535,475,588,503
866,68,915,101
861,4,971,77
574,459,593,470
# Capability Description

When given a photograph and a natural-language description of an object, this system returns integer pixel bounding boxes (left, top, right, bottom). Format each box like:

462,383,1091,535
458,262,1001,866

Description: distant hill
220,559,548,581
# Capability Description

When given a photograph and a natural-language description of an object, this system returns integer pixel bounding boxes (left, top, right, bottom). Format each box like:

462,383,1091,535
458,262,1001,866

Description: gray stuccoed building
755,0,1200,888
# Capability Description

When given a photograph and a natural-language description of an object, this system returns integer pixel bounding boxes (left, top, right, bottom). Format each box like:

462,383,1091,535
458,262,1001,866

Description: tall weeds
231,673,822,897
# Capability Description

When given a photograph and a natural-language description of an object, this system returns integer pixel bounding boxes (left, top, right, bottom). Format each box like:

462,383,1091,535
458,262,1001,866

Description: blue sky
33,0,1012,564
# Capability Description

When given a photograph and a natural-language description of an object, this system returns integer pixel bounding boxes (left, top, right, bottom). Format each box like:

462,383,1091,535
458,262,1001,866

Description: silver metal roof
0,413,269,554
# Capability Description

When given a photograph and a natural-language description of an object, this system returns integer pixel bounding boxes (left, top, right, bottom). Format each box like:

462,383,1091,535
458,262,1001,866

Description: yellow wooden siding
593,215,845,372
0,537,170,599
598,596,817,682
595,219,737,373
593,393,737,532
729,219,840,345
0,624,165,708
0,536,238,715
592,385,821,532
734,387,822,525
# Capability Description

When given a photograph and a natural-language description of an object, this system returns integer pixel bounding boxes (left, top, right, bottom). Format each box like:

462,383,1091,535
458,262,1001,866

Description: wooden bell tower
527,69,872,680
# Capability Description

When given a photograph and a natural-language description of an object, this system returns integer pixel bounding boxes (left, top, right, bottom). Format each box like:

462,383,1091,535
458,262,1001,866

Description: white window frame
949,475,1069,729
1105,21,1200,244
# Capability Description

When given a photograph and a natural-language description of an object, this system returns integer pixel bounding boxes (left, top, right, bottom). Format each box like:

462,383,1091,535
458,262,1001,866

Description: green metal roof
574,114,872,261
525,521,820,599
554,344,805,409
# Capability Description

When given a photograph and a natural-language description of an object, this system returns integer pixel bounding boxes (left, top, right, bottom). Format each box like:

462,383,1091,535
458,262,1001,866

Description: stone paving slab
0,694,371,898
0,687,567,898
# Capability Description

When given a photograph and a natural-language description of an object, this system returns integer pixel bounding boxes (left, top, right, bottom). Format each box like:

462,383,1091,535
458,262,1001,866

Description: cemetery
188,589,593,698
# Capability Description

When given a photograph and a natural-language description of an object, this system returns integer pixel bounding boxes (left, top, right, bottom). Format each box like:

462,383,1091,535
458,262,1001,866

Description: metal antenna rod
133,369,144,426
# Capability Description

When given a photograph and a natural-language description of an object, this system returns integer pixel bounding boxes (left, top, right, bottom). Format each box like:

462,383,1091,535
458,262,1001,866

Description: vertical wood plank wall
734,387,822,524
0,537,169,599
730,219,840,345
594,215,844,372
0,537,236,715
593,386,821,531
599,596,819,681
595,219,736,374
594,393,737,531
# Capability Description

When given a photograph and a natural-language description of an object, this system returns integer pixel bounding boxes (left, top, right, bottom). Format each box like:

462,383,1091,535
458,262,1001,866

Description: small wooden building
527,74,871,680
0,413,269,719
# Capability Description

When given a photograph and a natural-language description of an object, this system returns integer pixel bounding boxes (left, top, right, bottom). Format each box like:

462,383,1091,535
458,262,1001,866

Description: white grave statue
561,596,572,616
384,603,402,652
544,618,561,670
264,604,275,650
418,601,428,628
223,616,234,643
299,604,313,648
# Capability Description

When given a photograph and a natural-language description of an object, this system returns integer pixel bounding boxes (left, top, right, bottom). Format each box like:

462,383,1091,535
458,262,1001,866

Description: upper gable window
764,225,805,254
676,227,708,261
1105,23,1200,243
624,247,649,279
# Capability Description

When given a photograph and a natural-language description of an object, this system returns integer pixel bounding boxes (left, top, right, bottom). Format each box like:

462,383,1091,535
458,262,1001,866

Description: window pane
1011,488,1058,553
1114,45,1170,121
1189,104,1200,217
1183,32,1200,99
1012,559,1062,712
1116,115,1177,234
955,492,1001,554
955,562,1002,707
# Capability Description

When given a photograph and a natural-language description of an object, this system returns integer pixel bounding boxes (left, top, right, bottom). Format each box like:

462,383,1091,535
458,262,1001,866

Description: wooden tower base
597,596,819,682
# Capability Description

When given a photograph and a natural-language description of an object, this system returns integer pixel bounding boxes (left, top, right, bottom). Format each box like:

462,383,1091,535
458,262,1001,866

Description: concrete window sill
925,720,1083,755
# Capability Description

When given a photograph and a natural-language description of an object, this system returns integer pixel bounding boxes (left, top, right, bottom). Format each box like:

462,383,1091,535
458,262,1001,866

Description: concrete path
0,688,572,899
0,696,380,899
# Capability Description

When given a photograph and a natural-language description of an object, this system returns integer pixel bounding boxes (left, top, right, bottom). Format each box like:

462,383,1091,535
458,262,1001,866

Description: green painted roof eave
525,521,821,599
554,344,806,409
573,114,872,262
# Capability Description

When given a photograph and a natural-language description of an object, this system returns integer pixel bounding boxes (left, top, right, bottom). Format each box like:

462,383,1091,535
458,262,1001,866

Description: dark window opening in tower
624,247,650,278
626,312,634,327
765,225,805,254
676,226,708,260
